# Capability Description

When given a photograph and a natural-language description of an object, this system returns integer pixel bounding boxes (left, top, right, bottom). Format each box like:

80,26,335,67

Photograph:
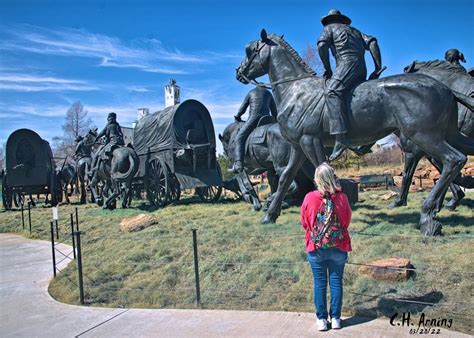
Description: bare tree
302,43,324,75
53,101,93,159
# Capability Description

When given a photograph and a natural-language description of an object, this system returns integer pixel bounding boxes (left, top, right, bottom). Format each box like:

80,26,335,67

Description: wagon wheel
168,173,181,202
13,193,25,208
146,159,170,207
196,166,223,203
2,174,12,210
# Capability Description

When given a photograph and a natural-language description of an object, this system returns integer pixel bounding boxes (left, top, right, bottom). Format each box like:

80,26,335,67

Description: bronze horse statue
88,141,139,209
236,30,473,236
76,129,97,204
388,61,474,211
219,119,315,208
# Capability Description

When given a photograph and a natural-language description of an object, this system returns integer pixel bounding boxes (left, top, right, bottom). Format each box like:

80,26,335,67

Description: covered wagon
133,99,222,207
2,129,60,209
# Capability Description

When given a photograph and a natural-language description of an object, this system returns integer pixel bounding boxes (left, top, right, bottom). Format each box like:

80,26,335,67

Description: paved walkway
0,234,468,337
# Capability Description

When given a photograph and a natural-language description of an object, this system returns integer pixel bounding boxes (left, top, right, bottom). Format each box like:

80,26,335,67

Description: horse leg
121,182,129,209
262,145,306,224
104,180,119,209
79,175,87,204
389,150,423,208
299,134,326,167
89,173,101,205
415,140,466,235
427,157,465,211
446,183,464,211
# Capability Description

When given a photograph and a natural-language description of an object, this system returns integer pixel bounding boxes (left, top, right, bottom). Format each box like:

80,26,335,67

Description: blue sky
1,0,473,153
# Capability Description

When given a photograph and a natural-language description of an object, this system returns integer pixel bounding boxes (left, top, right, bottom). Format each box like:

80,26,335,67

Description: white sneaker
331,318,342,329
317,319,328,331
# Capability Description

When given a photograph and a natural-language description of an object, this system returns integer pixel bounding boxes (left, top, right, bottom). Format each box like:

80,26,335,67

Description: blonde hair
314,162,340,195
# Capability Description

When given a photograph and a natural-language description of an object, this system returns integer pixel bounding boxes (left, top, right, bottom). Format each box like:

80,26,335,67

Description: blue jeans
307,248,348,320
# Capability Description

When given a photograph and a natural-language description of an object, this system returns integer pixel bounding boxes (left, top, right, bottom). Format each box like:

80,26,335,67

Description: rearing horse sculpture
236,30,473,236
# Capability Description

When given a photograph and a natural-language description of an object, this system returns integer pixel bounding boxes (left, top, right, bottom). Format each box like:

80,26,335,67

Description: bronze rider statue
318,9,383,161
74,135,92,160
444,48,467,72
89,112,125,174
229,87,278,173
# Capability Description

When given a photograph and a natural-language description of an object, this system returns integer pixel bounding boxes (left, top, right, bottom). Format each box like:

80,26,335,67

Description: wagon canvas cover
133,99,216,155
5,129,55,188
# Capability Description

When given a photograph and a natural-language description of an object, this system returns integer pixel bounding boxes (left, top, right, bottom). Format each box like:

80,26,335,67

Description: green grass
0,190,473,333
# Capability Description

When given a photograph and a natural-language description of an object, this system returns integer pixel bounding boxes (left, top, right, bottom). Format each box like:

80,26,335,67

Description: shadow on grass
133,196,244,211
352,203,378,211
351,290,444,319
366,212,421,226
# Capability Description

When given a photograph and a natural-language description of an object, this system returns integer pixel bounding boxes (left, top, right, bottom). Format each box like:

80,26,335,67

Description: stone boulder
358,257,414,282
120,214,157,232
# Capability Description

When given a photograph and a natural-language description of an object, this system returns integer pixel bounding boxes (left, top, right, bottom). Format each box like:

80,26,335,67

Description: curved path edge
0,234,468,337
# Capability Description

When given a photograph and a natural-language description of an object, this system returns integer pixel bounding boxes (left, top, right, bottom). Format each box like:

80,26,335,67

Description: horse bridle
237,40,315,89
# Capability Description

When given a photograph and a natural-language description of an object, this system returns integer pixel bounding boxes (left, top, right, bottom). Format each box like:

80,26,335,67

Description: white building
165,79,180,108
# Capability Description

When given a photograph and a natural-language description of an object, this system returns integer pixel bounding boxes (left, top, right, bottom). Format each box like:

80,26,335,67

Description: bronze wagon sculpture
133,99,223,207
2,129,60,210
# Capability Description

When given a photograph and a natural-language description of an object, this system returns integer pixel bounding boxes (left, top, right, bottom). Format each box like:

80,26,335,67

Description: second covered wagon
133,99,223,207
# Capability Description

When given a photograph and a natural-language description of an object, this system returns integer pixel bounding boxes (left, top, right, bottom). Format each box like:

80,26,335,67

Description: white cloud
0,24,238,74
0,73,99,92
126,86,151,93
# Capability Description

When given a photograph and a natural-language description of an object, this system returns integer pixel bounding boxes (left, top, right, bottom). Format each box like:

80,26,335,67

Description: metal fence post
75,207,79,231
70,213,76,259
28,201,32,234
55,220,59,240
74,230,85,305
50,221,56,277
21,204,25,230
192,229,201,307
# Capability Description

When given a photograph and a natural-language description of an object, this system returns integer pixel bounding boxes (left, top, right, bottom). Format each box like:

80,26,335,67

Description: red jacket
300,190,352,253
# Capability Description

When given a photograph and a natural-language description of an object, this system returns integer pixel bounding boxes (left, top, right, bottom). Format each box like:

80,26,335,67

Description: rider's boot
329,133,349,162
228,160,243,174
350,143,374,156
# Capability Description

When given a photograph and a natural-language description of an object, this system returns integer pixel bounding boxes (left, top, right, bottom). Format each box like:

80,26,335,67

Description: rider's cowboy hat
108,112,117,119
321,9,352,26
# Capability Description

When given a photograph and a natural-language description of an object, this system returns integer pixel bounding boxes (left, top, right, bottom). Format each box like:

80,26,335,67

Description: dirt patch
120,214,157,232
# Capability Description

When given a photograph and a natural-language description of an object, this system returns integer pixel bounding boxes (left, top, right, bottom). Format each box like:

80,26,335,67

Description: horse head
236,29,316,87
236,29,276,84
218,121,244,159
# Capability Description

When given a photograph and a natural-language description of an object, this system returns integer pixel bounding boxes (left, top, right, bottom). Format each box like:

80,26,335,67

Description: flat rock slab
358,257,413,282
119,214,157,232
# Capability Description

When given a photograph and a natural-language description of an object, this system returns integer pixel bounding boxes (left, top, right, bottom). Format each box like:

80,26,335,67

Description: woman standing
300,163,352,331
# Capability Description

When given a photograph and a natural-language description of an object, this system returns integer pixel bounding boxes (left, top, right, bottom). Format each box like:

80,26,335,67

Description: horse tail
448,132,474,155
452,90,474,111
111,149,139,181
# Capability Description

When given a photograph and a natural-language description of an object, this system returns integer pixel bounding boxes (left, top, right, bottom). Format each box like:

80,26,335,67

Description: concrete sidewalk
0,234,468,337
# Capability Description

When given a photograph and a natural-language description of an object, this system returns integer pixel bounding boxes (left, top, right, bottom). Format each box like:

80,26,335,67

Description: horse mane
408,60,466,74
269,34,317,76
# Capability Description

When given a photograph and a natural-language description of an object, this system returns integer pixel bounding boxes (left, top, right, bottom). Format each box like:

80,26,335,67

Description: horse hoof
253,204,262,211
281,201,290,209
97,199,103,206
419,219,442,236
261,213,276,224
445,200,457,211
388,200,405,209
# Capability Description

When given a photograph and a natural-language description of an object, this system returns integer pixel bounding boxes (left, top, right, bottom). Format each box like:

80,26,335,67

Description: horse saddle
256,115,276,128
248,123,273,147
